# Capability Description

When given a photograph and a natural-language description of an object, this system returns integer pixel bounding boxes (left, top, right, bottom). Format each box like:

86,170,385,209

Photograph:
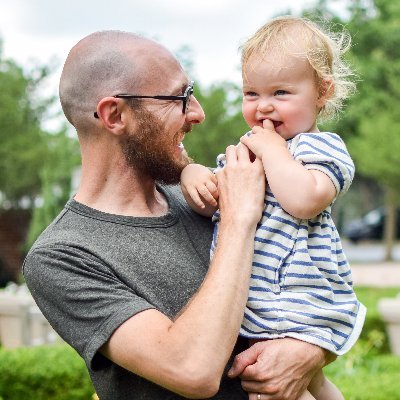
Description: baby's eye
274,90,288,96
244,91,258,97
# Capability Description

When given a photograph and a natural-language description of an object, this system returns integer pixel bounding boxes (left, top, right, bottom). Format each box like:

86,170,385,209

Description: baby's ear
317,79,334,108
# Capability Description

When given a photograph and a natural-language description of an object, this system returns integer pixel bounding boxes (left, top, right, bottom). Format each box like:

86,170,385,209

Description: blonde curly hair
240,15,356,120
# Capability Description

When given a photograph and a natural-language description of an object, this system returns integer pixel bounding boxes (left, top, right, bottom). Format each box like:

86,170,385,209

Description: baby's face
241,52,326,140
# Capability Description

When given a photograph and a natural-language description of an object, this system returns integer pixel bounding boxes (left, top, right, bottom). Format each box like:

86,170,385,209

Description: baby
181,16,366,400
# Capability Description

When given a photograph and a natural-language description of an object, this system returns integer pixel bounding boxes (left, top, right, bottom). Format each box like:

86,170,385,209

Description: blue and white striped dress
211,132,366,355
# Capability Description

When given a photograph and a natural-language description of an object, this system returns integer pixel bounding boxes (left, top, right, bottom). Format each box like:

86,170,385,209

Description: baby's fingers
205,181,219,201
198,185,218,207
187,186,206,209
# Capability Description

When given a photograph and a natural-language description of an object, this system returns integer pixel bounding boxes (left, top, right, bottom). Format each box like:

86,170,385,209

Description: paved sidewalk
351,262,400,287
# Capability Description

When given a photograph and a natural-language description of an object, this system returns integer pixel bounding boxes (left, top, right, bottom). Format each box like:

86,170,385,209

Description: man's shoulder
161,183,185,202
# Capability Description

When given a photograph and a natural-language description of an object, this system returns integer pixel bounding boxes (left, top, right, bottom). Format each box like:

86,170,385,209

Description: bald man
23,31,332,400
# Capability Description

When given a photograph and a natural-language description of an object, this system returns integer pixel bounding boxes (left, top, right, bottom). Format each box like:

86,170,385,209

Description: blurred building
0,210,31,287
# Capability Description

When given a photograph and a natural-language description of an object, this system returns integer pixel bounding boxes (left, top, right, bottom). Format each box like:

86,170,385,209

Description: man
23,31,332,399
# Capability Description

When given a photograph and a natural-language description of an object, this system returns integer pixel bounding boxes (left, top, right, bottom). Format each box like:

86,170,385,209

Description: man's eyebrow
179,82,189,93
178,80,191,93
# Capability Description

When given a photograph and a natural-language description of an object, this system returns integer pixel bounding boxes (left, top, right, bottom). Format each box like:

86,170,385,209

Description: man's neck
74,163,169,218
74,131,170,217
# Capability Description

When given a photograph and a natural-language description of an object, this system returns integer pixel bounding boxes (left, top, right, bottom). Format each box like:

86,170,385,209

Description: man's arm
228,338,336,399
101,144,265,399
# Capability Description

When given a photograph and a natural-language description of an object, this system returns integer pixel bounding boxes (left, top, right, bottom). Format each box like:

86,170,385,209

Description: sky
0,0,347,127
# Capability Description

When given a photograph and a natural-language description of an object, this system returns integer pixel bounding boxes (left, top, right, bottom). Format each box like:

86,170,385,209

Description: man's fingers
227,344,259,378
225,145,238,164
236,142,251,162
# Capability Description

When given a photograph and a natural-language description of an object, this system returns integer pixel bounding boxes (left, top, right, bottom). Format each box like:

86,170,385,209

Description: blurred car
343,207,400,243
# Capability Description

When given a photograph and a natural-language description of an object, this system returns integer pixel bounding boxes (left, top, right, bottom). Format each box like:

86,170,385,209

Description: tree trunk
383,186,397,261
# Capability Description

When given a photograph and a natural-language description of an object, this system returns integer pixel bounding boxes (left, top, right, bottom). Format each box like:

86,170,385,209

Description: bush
355,287,400,352
0,287,398,399
0,344,94,400
324,286,400,399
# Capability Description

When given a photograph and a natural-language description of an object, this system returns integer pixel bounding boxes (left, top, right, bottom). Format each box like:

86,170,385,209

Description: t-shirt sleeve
292,132,355,198
23,245,155,371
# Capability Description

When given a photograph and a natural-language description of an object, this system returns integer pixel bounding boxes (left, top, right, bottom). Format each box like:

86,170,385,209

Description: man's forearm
172,219,257,373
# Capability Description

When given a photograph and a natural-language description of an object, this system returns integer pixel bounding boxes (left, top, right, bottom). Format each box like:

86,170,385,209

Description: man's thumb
227,346,258,378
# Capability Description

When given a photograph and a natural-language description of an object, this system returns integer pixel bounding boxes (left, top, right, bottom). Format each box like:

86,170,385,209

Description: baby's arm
241,120,336,220
181,164,219,217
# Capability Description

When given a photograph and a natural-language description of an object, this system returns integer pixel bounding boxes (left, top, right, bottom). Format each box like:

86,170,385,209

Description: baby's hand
181,164,219,210
240,119,286,160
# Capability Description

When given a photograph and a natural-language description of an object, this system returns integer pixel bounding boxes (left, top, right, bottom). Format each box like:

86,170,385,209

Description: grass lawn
324,287,400,400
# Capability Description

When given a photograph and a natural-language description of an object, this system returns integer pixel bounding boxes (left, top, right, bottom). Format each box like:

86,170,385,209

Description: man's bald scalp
59,31,162,132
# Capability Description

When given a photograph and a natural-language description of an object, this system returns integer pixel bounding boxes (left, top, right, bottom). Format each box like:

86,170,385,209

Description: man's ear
317,79,334,108
95,97,126,135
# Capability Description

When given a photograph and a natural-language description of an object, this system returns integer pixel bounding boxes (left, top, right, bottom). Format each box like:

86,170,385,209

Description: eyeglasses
94,81,194,118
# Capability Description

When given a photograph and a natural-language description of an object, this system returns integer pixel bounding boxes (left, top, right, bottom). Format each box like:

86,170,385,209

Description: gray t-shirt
23,185,247,399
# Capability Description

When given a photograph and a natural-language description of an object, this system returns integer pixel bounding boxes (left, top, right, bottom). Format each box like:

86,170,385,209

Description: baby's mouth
272,120,283,129
259,118,282,129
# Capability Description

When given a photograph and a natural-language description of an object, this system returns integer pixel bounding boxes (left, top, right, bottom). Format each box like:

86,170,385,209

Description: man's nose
186,95,205,124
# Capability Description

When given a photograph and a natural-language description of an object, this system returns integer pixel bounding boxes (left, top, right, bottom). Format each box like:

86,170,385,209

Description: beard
121,108,192,184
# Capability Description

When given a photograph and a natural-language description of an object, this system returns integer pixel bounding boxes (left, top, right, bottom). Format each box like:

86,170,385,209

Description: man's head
59,30,204,184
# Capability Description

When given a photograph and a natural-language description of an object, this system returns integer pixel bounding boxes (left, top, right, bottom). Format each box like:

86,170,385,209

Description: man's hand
216,143,265,228
228,338,334,400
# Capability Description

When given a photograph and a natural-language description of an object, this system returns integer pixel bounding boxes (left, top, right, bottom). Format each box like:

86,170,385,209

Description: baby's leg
308,369,344,400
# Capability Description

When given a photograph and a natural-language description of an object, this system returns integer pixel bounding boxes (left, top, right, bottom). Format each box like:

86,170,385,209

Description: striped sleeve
291,132,355,198
215,153,226,172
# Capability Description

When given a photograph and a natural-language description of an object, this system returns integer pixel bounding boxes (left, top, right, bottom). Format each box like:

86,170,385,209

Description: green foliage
0,57,49,204
25,129,80,248
354,287,399,349
185,82,248,166
0,287,398,399
326,353,400,400
339,0,400,192
0,344,94,400
0,37,80,246
324,286,400,399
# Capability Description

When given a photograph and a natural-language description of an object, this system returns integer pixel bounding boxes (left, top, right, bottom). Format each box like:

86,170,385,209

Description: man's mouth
177,124,192,146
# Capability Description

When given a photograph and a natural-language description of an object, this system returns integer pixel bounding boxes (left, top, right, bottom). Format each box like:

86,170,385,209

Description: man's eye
274,90,288,96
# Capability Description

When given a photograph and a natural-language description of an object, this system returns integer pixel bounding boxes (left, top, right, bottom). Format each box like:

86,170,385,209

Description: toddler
181,16,366,400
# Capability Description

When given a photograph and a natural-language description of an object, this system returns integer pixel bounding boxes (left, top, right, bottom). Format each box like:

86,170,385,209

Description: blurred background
0,0,400,398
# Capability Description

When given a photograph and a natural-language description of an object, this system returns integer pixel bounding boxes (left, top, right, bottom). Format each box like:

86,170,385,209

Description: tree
0,38,79,248
304,0,400,260
185,82,248,166
25,129,80,248
341,0,400,260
